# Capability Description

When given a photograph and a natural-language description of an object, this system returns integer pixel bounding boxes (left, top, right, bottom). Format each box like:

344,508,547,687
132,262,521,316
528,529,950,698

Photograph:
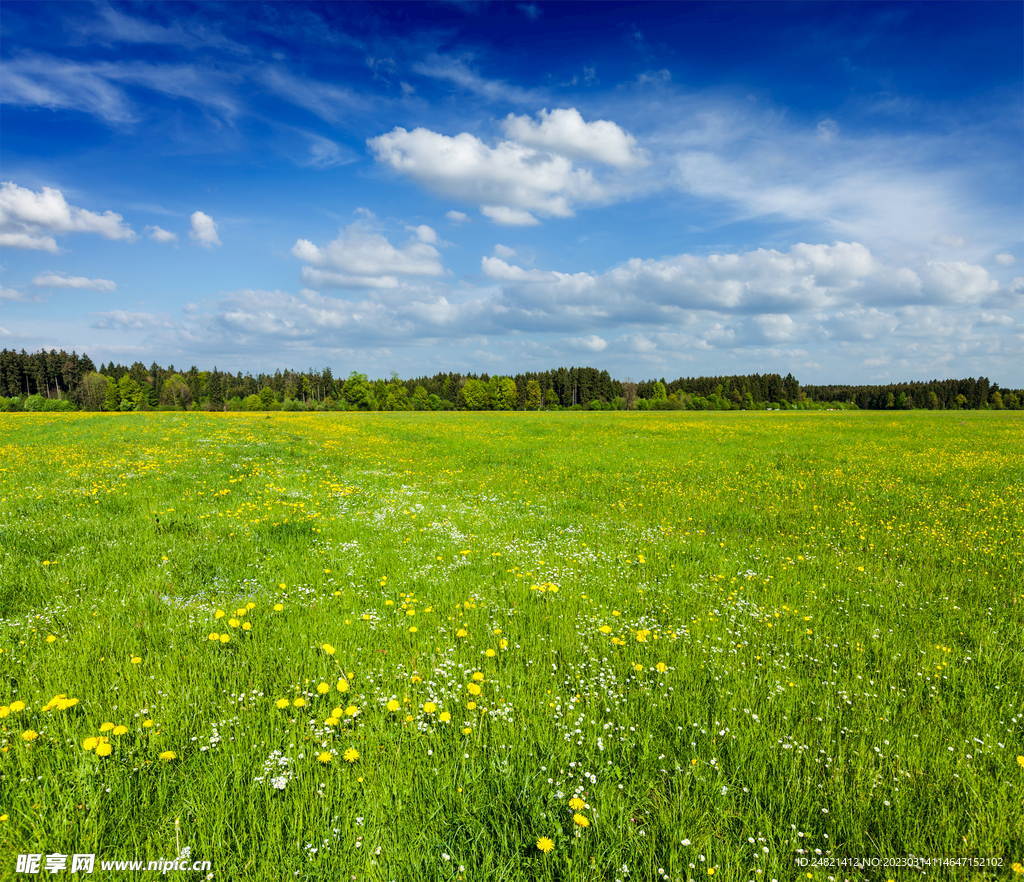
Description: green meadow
0,411,1021,881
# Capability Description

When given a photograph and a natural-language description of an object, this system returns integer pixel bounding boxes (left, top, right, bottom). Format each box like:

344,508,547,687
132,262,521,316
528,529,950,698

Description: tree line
0,348,1020,412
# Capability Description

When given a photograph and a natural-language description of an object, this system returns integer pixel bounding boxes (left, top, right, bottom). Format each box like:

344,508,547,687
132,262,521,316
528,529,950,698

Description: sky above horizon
1,1,1021,384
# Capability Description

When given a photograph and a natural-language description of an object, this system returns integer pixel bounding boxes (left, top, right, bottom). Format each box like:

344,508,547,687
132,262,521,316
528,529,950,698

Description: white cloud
0,284,32,302
493,244,517,259
369,126,601,222
445,210,470,224
90,310,176,330
260,68,364,124
189,211,221,248
932,233,965,248
292,220,445,289
412,55,540,105
978,312,1014,326
146,225,179,244
305,133,357,169
564,334,608,352
0,56,240,124
0,181,135,251
995,253,1016,266
405,224,438,244
481,206,541,226
816,119,839,143
501,108,648,168
31,272,116,292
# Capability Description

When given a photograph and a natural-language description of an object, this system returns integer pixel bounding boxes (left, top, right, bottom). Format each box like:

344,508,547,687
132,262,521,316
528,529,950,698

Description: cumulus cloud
995,253,1016,266
146,225,178,244
0,181,135,251
369,126,602,223
445,210,471,224
564,334,608,352
405,224,438,244
31,272,116,292
292,220,445,289
0,284,34,302
479,242,1006,336
501,108,648,168
493,244,517,259
189,211,221,247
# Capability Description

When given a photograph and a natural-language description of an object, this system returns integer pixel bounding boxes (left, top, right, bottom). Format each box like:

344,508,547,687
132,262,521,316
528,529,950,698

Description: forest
0,347,1020,412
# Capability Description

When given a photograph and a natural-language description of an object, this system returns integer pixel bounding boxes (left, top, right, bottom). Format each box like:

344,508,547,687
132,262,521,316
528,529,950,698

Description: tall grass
0,410,1021,880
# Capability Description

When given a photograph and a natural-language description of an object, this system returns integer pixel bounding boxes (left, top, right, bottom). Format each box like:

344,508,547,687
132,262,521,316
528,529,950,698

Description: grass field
0,411,1021,881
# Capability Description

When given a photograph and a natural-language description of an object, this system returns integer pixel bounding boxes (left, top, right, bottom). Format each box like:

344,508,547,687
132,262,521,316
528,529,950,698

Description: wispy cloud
32,272,116,292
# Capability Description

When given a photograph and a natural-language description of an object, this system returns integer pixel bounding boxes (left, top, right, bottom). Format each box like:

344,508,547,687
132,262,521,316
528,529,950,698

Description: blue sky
1,1,1021,383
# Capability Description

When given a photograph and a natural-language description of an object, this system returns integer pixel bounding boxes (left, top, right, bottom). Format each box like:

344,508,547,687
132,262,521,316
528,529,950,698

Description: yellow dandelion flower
275,698,290,709
274,603,284,612
462,727,472,735
467,683,481,696
317,683,330,695
143,720,154,729
159,750,176,762
439,711,451,722
228,618,240,628
345,705,358,717
46,635,57,643
317,752,332,764
112,725,128,736
336,679,349,694
22,730,38,742
656,662,668,673
214,610,225,619
293,698,306,708
322,643,336,655
130,656,142,664
99,722,115,732
58,697,78,710
82,737,99,751
9,701,25,713
242,622,252,632
599,625,612,634
572,813,589,828
633,663,644,672
569,797,585,811
386,699,400,712
95,743,112,757
219,634,230,644
325,717,340,727
423,702,437,714
246,602,256,610
343,747,359,763
1017,756,1024,768
208,632,220,641
0,707,8,718
467,701,477,710
472,671,485,682
0,815,7,821
536,836,554,854
485,648,496,657
1010,863,1023,875
456,629,467,638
